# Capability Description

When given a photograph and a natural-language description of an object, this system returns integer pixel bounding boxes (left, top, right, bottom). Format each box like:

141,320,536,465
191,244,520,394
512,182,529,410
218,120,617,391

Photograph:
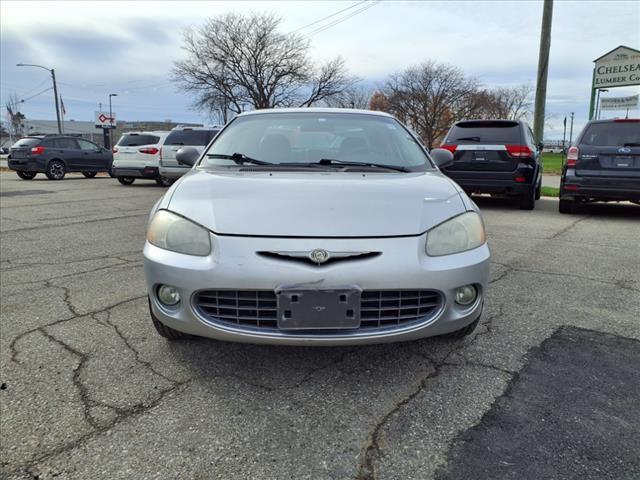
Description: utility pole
568,112,575,145
16,63,62,134
108,93,117,150
532,0,553,145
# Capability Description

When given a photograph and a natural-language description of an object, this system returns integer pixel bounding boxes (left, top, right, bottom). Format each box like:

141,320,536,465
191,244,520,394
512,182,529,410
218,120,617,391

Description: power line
20,87,53,103
290,1,368,33
304,1,380,37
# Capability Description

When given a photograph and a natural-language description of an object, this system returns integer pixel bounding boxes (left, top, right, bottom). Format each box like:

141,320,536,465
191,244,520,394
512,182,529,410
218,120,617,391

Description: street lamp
596,89,609,119
108,93,118,149
16,63,62,134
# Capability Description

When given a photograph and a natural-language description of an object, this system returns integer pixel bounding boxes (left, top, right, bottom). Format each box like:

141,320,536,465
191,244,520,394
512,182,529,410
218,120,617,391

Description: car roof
585,118,640,124
237,107,394,118
170,125,220,131
123,131,169,135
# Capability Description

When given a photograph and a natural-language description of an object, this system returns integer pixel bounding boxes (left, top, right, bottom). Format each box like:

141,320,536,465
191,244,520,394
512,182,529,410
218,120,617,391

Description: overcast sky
1,0,638,139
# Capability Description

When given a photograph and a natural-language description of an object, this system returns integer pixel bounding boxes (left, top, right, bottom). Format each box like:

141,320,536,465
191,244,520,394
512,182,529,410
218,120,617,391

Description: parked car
159,126,220,180
144,108,489,345
111,131,170,186
8,135,113,180
439,120,543,210
559,118,640,213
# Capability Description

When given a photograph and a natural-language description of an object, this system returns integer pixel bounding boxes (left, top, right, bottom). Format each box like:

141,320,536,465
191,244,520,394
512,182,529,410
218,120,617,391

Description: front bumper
144,233,490,346
112,166,160,179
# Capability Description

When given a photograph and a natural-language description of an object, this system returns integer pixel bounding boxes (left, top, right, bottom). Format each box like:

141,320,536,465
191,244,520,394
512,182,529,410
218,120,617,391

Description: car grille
193,289,442,332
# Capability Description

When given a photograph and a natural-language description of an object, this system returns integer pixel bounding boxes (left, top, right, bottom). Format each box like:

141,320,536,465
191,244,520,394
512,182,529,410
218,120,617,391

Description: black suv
559,119,640,213
439,120,542,210
8,135,113,180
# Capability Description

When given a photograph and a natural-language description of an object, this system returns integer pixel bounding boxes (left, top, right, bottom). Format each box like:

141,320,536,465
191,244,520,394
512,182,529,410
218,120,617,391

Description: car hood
167,169,465,237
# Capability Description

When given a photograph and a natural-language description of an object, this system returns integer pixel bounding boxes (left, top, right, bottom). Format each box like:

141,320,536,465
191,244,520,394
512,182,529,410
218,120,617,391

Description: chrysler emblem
309,248,330,265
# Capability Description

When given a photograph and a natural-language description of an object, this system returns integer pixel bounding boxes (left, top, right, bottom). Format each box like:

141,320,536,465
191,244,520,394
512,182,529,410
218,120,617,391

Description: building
8,119,204,147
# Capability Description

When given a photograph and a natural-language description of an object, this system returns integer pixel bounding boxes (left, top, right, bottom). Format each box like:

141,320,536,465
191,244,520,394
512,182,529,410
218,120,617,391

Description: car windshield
117,134,161,147
199,112,433,170
580,122,640,147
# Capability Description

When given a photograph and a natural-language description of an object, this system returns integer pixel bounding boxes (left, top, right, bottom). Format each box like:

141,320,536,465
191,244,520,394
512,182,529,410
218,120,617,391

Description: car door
48,138,81,170
77,138,107,171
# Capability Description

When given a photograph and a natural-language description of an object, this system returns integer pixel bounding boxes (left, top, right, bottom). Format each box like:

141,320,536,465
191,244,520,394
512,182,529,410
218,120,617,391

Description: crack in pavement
0,251,141,272
549,214,590,239
2,213,149,234
356,303,507,480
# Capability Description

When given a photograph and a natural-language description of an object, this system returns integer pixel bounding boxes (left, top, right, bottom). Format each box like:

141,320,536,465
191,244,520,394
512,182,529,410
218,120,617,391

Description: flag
60,97,66,116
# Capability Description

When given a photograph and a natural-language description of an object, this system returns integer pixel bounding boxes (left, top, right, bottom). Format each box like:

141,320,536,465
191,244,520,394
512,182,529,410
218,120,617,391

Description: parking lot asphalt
1,171,639,480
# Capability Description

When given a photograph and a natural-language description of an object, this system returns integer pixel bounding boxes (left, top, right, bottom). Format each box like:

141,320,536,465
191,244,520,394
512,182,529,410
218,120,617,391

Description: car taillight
139,147,159,155
566,146,579,167
505,145,533,157
440,144,457,153
514,176,527,183
31,146,45,155
112,147,119,154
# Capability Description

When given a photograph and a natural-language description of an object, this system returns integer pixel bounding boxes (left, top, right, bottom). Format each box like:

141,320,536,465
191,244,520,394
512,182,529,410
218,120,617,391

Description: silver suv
159,126,220,179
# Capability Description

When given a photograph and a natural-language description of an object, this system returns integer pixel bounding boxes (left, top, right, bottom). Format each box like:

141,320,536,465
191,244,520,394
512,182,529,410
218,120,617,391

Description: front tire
82,171,97,178
117,176,135,185
16,171,37,180
148,298,189,340
46,160,66,180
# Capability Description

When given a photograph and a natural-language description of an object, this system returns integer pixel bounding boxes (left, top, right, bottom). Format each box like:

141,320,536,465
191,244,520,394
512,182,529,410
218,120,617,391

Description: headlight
147,210,211,256
426,212,485,256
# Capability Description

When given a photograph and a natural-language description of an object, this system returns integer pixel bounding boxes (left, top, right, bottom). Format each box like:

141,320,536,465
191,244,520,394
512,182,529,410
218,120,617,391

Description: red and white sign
94,111,116,128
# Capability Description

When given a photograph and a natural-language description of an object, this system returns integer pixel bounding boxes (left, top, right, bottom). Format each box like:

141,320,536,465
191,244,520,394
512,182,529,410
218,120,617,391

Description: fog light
455,285,477,306
157,285,180,306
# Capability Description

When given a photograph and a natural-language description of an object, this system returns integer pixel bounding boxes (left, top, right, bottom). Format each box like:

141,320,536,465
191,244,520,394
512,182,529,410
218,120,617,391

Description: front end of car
143,205,490,346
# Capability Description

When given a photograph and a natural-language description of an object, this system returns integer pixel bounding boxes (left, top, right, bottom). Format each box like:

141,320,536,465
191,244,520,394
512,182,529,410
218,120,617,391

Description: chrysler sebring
143,108,490,345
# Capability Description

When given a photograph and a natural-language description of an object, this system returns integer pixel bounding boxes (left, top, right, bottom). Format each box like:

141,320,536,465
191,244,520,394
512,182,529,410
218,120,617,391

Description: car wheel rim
51,163,64,179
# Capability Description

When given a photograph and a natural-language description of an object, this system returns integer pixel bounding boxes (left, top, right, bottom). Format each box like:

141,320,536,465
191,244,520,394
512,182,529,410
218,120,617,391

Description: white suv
112,131,170,186
159,126,220,179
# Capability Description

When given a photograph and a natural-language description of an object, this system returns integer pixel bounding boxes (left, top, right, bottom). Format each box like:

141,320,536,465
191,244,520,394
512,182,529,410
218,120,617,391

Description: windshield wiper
623,143,640,147
455,136,481,142
317,158,410,172
206,153,273,165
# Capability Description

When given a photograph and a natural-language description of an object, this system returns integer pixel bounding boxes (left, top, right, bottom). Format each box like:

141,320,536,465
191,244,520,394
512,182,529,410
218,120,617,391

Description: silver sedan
143,108,490,345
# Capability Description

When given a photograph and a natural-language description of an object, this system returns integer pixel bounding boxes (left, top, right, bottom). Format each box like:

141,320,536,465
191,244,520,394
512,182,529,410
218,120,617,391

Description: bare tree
472,84,533,120
4,93,25,139
383,61,481,149
323,84,372,109
172,12,354,116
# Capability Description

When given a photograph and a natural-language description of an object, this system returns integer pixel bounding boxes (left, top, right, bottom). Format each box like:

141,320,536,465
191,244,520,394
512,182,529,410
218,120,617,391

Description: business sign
593,46,640,88
94,111,116,128
600,94,639,110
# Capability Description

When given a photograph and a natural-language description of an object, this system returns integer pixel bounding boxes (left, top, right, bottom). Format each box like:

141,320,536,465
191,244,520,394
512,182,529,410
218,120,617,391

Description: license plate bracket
276,288,361,330
614,155,633,167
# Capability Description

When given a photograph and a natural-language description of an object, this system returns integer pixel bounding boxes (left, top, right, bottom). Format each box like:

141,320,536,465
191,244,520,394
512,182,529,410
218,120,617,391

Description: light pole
596,89,609,119
16,63,62,134
108,93,117,149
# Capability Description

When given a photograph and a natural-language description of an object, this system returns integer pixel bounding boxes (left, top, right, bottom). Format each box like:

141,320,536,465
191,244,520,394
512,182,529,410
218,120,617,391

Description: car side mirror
430,148,454,168
176,147,200,167
537,142,544,151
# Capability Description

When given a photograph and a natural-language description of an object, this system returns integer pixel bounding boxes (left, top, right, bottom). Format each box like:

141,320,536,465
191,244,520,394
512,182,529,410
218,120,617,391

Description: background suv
159,126,220,179
559,118,640,213
8,135,113,180
111,131,170,186
439,120,542,210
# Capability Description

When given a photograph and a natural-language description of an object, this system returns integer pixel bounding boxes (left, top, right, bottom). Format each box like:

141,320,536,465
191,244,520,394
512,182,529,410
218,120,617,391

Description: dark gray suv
8,135,113,180
559,119,640,213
